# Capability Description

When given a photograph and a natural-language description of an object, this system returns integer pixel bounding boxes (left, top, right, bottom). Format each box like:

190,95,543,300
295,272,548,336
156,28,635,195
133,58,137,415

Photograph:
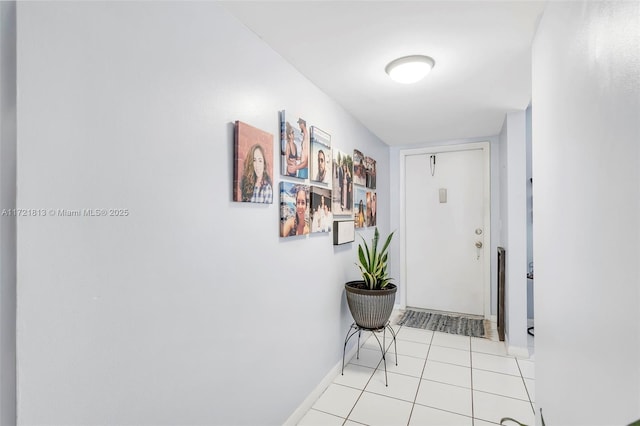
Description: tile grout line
338,374,370,425
405,327,434,426
374,339,482,385
307,408,347,423
340,322,516,425
515,357,536,415
341,324,400,426
472,366,527,378
412,402,476,421
472,388,533,403
470,336,475,426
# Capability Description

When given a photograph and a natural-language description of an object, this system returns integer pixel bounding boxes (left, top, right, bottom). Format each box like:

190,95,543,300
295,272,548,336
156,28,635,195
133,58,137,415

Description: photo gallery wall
232,111,378,240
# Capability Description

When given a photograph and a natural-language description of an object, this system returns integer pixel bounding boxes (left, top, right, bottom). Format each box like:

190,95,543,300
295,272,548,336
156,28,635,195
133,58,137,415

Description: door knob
475,241,483,248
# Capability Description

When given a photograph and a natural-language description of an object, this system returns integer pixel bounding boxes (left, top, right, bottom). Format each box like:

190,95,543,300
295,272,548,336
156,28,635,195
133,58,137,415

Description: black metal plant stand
341,321,398,386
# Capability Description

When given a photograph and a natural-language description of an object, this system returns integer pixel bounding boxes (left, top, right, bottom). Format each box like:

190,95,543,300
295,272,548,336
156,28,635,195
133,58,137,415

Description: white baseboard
282,342,359,426
503,329,533,358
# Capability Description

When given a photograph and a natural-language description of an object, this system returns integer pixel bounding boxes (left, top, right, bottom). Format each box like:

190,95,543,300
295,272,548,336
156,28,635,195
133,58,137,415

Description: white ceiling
220,1,546,146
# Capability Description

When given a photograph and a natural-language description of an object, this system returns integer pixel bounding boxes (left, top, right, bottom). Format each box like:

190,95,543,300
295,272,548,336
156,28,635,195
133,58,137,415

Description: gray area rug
397,309,487,338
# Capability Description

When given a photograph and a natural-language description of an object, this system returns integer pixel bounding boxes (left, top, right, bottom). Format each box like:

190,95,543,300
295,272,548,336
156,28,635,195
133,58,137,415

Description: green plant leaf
355,227,395,290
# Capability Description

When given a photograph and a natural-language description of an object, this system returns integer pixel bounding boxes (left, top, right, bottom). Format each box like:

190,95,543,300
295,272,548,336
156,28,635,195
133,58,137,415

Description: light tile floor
298,315,535,426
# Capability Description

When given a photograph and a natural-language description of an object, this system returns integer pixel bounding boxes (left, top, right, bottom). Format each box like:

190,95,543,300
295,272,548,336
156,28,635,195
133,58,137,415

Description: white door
404,146,489,316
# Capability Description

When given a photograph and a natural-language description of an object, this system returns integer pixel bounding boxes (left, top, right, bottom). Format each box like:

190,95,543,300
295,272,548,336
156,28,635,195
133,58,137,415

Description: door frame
399,141,491,318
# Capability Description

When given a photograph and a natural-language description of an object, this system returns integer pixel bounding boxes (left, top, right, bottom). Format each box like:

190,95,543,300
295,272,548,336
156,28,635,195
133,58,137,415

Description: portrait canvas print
280,182,311,238
332,150,353,216
280,110,310,180
367,191,377,227
233,121,274,203
353,149,366,186
355,187,367,228
310,126,332,185
310,186,333,233
365,156,377,189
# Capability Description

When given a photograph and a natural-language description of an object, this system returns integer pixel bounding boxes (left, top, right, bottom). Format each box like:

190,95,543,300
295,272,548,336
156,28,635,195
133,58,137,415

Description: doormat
397,309,488,338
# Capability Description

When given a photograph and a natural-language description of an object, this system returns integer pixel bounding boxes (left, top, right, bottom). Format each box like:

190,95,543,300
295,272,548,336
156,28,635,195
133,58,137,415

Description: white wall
498,111,528,355
0,2,17,425
525,104,533,320
390,135,501,316
498,116,508,338
532,1,640,424
15,3,389,425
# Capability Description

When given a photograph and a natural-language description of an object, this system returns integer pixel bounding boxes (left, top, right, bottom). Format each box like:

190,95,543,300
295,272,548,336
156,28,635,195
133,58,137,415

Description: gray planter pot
345,281,397,329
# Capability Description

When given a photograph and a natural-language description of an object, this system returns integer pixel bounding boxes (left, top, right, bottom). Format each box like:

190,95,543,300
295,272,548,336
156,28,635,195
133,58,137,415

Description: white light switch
439,188,447,203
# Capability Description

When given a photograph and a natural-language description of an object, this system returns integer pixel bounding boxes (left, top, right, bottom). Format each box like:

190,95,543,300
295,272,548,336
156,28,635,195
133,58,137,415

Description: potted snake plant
345,227,397,329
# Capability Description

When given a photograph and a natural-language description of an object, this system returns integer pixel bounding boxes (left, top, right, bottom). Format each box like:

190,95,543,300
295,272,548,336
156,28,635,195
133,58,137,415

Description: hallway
298,314,535,425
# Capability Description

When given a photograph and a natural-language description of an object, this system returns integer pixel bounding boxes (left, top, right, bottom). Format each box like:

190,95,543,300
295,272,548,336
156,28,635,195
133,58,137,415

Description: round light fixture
385,55,435,84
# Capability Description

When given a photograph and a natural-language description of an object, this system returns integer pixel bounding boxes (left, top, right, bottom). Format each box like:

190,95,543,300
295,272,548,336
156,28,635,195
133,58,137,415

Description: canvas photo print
233,121,274,203
310,186,332,233
310,126,332,185
367,191,377,227
332,150,353,216
355,187,367,228
280,182,311,238
280,110,310,180
353,149,366,186
365,156,377,189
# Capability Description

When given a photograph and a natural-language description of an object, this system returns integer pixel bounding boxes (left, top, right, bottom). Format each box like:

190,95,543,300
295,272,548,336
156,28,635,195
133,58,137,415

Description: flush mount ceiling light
385,55,436,84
